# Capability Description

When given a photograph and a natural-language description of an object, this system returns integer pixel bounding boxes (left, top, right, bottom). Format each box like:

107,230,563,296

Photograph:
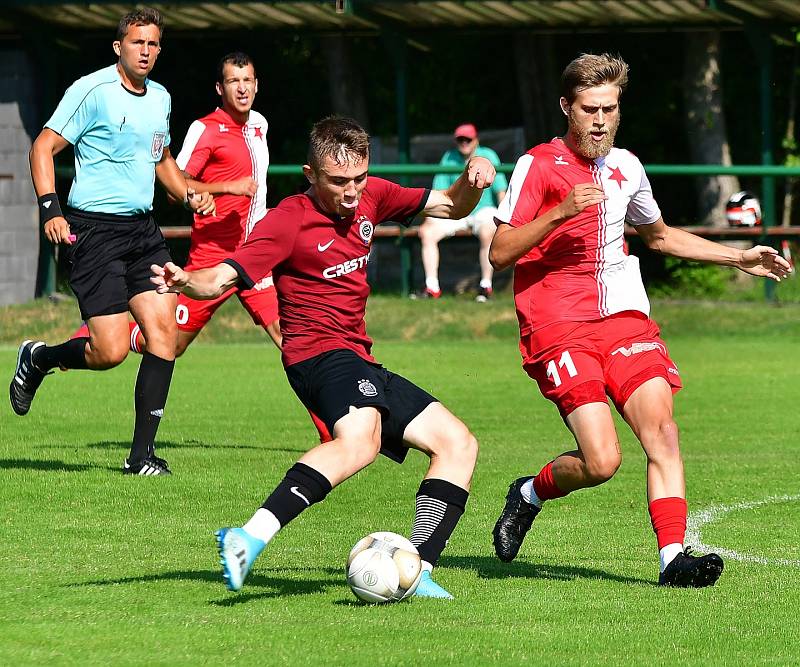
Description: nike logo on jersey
317,239,335,252
290,486,310,506
554,155,569,165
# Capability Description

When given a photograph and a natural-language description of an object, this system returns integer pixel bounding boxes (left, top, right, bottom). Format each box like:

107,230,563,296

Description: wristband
38,193,63,225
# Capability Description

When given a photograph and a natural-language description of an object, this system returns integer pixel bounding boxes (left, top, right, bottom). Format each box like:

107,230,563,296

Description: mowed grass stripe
1,335,798,665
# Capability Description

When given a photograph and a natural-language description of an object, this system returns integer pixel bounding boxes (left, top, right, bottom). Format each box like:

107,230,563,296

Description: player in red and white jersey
115,52,279,355
151,116,497,598
490,53,791,587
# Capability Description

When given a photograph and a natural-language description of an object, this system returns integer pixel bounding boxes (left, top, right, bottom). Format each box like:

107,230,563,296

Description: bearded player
151,116,496,598
490,53,791,587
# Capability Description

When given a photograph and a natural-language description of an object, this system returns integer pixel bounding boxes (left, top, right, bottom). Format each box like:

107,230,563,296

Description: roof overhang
1,1,799,37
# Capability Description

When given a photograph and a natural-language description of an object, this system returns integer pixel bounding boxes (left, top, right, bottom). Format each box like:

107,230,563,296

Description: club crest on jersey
357,216,374,246
151,131,166,159
357,378,378,397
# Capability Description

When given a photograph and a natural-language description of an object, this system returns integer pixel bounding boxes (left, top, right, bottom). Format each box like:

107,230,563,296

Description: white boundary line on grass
686,494,800,568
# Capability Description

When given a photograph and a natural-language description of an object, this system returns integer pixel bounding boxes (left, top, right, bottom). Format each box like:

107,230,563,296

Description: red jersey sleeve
368,177,429,227
176,120,213,177
223,201,300,288
494,153,545,229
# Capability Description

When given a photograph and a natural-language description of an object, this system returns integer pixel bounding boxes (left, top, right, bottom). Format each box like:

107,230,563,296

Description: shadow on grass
85,440,306,454
441,555,654,587
0,458,105,473
68,566,343,605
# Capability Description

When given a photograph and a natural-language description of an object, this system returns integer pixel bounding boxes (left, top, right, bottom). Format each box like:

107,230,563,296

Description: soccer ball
346,532,422,603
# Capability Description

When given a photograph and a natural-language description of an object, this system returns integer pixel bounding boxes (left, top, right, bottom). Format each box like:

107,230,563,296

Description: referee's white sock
425,277,440,292
243,508,281,545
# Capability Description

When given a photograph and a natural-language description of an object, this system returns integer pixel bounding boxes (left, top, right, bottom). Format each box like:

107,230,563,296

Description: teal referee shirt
46,64,172,215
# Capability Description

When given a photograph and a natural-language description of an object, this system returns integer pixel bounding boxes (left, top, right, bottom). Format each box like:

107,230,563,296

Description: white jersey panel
243,110,269,239
495,154,534,225
176,120,207,171
594,149,652,317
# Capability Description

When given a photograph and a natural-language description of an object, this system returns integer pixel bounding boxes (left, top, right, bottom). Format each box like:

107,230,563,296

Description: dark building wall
0,49,38,306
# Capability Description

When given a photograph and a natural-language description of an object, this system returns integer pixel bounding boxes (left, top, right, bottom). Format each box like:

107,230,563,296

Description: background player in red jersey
151,116,496,599
489,53,791,587
92,52,280,355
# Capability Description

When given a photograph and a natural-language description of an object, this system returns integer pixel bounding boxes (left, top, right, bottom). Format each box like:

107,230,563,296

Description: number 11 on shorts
546,351,578,387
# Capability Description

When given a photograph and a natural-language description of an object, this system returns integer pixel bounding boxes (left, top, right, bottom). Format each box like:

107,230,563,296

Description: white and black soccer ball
346,531,422,603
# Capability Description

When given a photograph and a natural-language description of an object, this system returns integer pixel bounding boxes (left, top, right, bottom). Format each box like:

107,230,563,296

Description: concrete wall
0,50,38,306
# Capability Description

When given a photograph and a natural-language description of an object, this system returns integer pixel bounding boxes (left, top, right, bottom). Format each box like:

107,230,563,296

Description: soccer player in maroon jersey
151,116,497,598
489,53,791,587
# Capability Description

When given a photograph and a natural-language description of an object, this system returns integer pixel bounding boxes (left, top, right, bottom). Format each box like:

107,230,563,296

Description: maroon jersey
226,177,428,366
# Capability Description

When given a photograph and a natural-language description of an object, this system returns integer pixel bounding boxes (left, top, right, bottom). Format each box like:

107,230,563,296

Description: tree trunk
683,31,740,227
514,33,561,147
320,34,370,129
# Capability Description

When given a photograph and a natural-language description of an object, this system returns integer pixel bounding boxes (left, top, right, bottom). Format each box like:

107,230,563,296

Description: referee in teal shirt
10,7,214,476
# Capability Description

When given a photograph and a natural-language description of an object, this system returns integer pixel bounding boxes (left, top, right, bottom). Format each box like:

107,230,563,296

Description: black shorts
63,208,172,320
285,349,438,463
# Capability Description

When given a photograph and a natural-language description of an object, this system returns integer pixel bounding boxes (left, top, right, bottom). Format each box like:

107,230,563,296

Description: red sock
69,323,90,340
648,497,687,549
532,461,569,501
129,321,143,353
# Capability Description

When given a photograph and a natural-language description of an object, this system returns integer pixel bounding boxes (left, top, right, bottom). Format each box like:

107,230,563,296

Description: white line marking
686,494,800,568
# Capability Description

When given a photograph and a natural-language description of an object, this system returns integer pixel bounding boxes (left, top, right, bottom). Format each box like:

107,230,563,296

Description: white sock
242,508,281,545
659,543,684,573
479,278,492,289
425,277,440,292
520,478,543,508
420,560,433,574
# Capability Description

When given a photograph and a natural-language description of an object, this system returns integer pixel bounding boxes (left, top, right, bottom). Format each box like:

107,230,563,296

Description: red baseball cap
453,123,478,139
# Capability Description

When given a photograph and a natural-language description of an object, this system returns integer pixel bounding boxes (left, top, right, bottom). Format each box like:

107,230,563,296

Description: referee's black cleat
658,547,724,588
123,455,172,476
493,476,540,562
9,340,50,416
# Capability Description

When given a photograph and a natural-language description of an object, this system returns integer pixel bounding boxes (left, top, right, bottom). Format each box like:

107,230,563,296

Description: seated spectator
417,123,507,301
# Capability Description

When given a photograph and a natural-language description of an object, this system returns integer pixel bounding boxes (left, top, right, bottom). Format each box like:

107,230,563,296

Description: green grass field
1,296,799,665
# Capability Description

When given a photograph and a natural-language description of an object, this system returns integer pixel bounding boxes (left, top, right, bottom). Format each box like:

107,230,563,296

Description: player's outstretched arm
489,183,606,271
635,219,792,281
150,261,239,299
423,156,496,219
156,148,216,216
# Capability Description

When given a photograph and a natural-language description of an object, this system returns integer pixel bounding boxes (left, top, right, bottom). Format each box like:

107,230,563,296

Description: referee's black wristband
38,193,64,225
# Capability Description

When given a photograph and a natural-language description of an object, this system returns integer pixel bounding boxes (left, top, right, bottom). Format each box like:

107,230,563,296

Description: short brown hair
561,53,629,104
116,7,164,41
307,116,370,171
217,52,255,84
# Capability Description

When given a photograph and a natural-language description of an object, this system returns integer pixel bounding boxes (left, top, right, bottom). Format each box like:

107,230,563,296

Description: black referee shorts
63,208,172,320
285,349,438,463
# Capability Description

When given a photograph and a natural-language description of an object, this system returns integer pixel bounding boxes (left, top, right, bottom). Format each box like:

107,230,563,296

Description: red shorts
176,270,278,332
520,311,681,418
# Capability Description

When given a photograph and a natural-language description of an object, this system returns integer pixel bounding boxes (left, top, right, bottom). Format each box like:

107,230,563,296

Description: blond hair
561,53,629,104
